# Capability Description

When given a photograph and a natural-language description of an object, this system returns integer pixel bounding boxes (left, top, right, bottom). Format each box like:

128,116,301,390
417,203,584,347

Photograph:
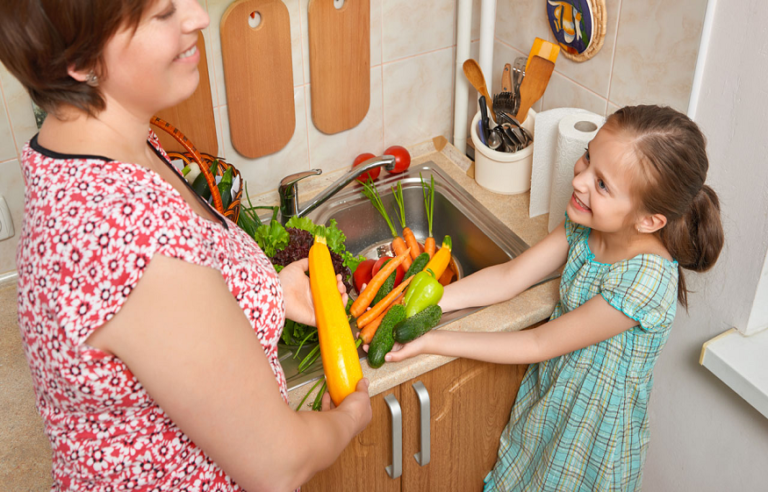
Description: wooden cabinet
302,359,528,491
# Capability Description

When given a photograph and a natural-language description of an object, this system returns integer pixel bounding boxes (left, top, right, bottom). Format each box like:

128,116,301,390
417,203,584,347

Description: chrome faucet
278,154,396,224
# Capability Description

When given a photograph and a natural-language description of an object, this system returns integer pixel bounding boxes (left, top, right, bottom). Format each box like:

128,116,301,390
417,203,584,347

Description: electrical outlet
0,195,15,241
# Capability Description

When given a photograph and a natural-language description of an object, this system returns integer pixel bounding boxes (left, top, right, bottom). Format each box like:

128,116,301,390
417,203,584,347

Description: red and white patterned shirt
16,132,287,491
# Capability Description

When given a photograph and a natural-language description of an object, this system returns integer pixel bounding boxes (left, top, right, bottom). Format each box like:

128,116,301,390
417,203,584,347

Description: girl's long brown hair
606,105,724,309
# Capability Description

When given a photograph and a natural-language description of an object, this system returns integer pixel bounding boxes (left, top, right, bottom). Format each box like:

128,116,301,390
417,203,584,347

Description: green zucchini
367,304,407,368
394,305,442,343
372,259,397,306
403,252,430,281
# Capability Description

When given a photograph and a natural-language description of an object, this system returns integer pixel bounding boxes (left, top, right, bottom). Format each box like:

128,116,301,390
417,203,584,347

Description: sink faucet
278,154,396,224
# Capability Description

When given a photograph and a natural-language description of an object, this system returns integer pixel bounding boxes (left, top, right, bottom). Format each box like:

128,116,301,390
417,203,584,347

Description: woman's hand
279,258,348,326
321,378,372,437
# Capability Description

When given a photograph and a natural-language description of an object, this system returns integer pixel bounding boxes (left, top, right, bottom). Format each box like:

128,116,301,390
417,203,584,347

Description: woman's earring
85,71,98,87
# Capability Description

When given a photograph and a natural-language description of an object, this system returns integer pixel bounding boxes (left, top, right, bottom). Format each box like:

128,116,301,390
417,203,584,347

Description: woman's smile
175,43,199,63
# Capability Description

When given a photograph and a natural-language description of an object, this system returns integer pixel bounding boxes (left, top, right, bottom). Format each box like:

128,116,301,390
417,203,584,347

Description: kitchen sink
278,161,552,392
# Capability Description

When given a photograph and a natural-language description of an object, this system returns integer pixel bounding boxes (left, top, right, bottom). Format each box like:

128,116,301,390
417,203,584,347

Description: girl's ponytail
605,105,725,310
658,185,724,308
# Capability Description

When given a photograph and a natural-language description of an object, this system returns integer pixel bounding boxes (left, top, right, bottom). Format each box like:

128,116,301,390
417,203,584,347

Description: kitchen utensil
511,56,526,115
221,0,295,159
487,127,502,151
525,37,560,71
154,32,218,155
498,111,533,147
463,59,496,123
515,55,555,125
492,63,515,119
308,0,370,134
477,119,488,147
479,95,491,141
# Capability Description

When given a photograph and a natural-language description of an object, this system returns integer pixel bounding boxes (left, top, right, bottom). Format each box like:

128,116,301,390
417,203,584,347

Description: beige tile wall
492,0,708,116
0,0,708,275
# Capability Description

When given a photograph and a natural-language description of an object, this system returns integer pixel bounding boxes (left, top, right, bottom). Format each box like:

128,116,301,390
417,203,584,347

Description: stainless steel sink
278,161,551,392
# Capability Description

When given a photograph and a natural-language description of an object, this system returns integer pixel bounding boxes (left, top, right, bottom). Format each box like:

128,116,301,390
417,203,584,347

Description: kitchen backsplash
0,0,707,274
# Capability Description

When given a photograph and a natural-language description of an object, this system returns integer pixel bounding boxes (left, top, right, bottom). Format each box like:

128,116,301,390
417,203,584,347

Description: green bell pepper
404,269,444,318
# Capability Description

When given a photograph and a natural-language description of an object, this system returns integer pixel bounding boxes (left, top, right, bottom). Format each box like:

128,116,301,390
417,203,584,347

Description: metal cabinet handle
384,394,402,479
412,381,431,466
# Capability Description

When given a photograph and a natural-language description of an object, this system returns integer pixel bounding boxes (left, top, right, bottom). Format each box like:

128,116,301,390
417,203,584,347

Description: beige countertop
0,140,559,487
287,141,559,409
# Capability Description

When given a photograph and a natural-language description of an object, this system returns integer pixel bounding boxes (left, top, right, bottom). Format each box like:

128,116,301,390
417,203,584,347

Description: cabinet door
400,359,528,492
302,387,402,492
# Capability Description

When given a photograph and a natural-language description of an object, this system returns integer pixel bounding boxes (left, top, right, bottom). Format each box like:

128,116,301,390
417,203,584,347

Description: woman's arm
386,294,638,365
87,255,371,491
439,219,570,313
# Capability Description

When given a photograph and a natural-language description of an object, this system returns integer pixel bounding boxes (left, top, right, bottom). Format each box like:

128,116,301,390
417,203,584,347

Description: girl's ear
636,213,667,234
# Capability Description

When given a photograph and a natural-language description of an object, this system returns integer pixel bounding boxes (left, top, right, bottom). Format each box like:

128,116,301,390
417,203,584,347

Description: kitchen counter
0,140,559,486
287,141,559,409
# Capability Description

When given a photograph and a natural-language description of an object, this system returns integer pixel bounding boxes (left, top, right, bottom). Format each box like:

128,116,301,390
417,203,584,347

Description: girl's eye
597,178,607,191
584,147,590,162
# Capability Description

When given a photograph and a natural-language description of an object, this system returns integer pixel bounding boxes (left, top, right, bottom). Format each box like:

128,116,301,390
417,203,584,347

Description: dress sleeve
600,256,678,333
564,212,589,246
55,165,201,348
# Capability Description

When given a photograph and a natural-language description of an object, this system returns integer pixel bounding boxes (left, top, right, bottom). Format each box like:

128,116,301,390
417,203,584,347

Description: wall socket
0,195,15,241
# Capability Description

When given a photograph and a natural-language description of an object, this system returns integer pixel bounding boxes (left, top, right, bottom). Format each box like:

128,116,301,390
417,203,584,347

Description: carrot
350,247,411,318
402,227,421,261
356,276,413,327
438,265,455,286
421,173,436,258
392,236,412,270
358,294,403,343
424,236,436,258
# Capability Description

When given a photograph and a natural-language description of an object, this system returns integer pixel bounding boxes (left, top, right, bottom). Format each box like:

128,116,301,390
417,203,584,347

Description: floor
0,283,52,489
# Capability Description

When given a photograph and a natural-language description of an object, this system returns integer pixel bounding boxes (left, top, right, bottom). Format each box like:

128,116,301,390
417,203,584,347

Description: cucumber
367,304,407,368
372,259,397,306
191,159,219,201
404,252,430,281
394,305,442,343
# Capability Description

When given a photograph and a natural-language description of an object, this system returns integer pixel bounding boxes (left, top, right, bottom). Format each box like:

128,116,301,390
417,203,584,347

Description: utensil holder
470,110,536,195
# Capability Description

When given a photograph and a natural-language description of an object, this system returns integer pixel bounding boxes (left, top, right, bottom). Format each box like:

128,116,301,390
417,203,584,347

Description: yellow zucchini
309,235,363,406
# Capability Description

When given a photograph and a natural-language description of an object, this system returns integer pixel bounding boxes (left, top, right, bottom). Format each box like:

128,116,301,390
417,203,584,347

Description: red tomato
353,152,379,183
384,145,411,174
372,256,405,287
353,259,376,293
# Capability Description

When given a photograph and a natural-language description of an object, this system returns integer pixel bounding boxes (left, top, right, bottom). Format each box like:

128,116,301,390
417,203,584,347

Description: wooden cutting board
308,0,370,135
221,0,295,158
154,31,218,155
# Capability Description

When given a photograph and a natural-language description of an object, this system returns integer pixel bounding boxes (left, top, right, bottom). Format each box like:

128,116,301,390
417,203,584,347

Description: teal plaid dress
484,215,678,491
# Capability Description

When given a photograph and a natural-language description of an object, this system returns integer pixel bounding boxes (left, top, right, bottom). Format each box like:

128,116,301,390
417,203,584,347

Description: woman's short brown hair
0,0,157,116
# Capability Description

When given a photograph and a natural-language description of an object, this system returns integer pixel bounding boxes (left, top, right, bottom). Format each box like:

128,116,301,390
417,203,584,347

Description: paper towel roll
547,112,606,232
530,108,591,218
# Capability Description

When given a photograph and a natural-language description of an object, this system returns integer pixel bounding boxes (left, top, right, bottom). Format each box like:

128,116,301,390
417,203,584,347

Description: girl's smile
570,193,591,213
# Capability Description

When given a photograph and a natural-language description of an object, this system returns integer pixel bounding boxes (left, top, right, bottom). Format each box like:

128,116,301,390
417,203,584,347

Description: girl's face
98,0,209,117
567,127,641,234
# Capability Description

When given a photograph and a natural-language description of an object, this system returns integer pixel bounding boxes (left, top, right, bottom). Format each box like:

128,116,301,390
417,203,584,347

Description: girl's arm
387,293,638,365
439,219,569,313
86,255,371,492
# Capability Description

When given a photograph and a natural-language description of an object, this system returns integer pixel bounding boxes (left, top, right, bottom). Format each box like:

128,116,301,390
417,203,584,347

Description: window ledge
700,328,768,419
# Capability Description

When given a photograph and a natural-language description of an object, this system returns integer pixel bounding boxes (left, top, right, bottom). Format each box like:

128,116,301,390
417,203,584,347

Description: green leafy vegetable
253,220,289,257
341,250,367,275
285,216,316,234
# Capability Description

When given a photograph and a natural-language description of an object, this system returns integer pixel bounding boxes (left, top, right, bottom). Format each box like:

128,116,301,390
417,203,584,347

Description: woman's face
98,0,209,117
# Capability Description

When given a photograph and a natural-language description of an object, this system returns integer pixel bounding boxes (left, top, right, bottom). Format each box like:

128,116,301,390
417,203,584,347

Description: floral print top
16,132,287,491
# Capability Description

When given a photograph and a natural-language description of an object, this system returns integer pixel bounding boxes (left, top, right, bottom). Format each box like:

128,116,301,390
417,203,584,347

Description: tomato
384,145,411,174
353,259,376,294
353,152,379,183
372,256,405,287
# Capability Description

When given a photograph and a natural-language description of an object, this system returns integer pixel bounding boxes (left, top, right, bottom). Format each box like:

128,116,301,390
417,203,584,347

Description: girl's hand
280,258,348,326
362,332,433,363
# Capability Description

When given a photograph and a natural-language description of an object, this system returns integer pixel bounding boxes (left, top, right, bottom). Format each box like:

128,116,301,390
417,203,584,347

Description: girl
385,105,724,491
0,0,370,490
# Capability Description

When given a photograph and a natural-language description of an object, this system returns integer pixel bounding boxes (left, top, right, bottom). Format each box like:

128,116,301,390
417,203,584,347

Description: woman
0,0,371,490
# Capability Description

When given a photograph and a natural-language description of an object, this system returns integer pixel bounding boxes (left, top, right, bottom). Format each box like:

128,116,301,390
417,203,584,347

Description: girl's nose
182,0,210,32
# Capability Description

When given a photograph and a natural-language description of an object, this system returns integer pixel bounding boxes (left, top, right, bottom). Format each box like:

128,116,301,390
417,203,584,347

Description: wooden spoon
463,59,496,123
515,55,555,124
